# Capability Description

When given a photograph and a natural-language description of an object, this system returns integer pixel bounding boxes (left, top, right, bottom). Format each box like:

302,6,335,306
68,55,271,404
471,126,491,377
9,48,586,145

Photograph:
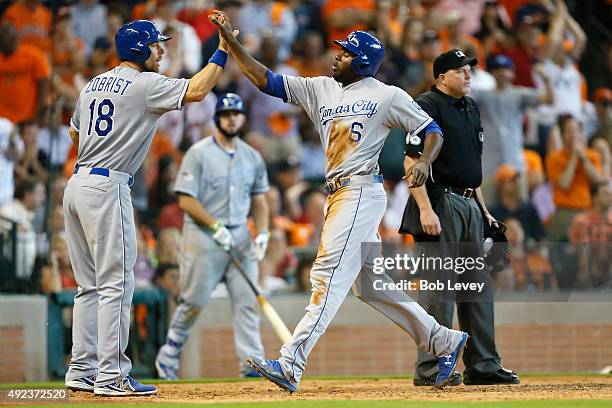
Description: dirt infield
68,376,612,404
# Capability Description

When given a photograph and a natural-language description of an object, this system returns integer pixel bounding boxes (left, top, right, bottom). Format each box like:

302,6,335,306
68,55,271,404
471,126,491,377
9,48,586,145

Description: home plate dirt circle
67,376,612,404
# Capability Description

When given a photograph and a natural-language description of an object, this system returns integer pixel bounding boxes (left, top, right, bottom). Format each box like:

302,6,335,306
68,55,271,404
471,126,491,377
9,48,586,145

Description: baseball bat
227,250,293,344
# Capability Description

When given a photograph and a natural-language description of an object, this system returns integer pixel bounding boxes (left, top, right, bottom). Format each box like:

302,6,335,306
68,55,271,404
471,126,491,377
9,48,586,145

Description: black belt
443,186,475,199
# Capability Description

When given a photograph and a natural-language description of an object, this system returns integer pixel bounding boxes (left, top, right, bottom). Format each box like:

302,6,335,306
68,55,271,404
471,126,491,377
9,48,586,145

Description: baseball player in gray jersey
63,20,235,396
211,12,469,392
155,93,270,379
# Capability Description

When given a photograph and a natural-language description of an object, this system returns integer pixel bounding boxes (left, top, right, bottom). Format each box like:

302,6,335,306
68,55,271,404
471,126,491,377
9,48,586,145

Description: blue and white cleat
155,357,178,380
242,368,263,378
246,356,297,393
94,375,158,396
435,331,469,389
65,374,96,392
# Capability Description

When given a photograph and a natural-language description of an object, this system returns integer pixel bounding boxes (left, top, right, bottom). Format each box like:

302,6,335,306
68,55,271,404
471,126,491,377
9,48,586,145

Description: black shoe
463,367,520,385
413,371,462,387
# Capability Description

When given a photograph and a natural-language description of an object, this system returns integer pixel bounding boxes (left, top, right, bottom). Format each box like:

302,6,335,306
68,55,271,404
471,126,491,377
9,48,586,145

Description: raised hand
209,10,240,52
209,10,233,37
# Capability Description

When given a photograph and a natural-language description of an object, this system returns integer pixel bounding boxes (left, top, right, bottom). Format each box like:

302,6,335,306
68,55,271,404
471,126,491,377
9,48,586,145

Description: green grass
18,400,612,408
3,374,611,407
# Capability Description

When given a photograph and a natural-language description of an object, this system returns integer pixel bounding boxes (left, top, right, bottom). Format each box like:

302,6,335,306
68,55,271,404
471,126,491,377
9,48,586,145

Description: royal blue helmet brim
333,40,360,57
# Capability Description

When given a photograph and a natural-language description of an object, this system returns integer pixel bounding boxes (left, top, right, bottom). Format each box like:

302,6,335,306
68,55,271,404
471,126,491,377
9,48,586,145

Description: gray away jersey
174,136,269,226
282,75,432,181
70,66,189,175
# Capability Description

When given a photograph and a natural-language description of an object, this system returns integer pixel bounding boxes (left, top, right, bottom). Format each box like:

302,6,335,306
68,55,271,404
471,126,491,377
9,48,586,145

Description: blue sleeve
262,70,288,102
423,120,443,138
405,120,443,156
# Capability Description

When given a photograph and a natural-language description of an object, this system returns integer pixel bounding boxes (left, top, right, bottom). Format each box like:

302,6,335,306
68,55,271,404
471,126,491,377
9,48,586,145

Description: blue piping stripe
289,187,363,381
117,184,126,377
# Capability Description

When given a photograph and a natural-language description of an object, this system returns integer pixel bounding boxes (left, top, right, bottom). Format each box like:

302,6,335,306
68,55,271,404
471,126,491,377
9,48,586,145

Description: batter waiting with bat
155,93,270,379
63,20,232,396
210,10,469,392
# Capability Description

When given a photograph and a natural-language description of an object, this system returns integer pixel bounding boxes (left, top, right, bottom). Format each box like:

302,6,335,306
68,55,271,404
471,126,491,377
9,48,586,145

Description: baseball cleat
242,368,263,378
413,371,462,387
246,356,297,393
435,332,469,389
155,358,178,380
65,374,96,392
93,375,157,396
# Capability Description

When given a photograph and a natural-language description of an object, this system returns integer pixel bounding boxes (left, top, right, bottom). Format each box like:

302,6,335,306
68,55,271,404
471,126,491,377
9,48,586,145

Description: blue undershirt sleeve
262,70,288,102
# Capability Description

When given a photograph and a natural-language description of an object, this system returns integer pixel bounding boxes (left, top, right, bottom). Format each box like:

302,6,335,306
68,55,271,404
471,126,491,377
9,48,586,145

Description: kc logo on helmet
455,50,466,58
348,33,360,47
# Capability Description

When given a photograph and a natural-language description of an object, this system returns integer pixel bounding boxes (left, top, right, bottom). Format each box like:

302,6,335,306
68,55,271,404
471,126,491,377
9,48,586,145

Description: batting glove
210,222,234,251
253,230,270,261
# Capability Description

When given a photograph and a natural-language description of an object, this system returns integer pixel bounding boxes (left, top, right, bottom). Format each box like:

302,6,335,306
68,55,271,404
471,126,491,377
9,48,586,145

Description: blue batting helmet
214,93,246,136
334,31,384,77
115,20,170,64
215,93,246,115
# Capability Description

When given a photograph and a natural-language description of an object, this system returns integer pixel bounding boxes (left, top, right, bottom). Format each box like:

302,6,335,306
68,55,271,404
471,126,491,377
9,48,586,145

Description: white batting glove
210,222,234,251
253,230,270,261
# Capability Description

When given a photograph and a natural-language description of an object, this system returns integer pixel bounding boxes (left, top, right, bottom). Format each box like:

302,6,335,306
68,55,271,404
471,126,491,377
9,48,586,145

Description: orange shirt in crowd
1,1,52,54
52,37,85,85
0,44,51,123
545,148,602,210
569,210,612,244
64,145,78,179
524,148,543,174
60,270,77,290
132,1,158,21
322,0,375,45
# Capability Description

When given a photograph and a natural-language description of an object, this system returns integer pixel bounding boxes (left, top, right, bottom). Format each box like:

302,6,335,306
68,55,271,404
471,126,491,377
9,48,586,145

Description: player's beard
333,68,357,86
142,63,157,73
142,57,160,73
219,126,242,139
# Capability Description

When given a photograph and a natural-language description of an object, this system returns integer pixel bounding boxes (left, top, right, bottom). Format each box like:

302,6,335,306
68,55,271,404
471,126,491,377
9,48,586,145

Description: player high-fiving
210,10,469,392
63,20,232,397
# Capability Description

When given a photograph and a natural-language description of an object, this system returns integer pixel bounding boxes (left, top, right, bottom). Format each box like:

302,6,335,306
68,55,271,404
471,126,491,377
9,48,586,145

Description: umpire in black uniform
400,49,519,386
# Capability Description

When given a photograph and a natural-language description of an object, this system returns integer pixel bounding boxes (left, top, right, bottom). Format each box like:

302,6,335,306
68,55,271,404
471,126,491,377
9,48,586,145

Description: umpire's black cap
433,49,478,79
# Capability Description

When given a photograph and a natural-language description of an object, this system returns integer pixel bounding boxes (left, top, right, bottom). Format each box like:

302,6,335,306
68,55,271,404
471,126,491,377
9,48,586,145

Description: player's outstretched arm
209,10,270,90
184,29,237,103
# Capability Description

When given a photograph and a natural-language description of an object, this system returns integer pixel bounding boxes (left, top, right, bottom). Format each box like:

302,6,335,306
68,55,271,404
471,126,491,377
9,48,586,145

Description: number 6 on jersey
350,121,363,143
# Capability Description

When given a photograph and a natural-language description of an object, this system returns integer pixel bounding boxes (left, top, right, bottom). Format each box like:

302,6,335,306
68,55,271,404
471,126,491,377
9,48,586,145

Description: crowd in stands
0,0,610,297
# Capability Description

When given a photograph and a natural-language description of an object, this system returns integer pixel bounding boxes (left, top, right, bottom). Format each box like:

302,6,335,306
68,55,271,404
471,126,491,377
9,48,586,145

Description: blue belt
75,165,133,186
324,174,383,194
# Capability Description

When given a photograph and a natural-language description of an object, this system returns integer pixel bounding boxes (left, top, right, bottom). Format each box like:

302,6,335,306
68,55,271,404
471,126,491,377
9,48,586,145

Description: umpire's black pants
414,192,502,380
